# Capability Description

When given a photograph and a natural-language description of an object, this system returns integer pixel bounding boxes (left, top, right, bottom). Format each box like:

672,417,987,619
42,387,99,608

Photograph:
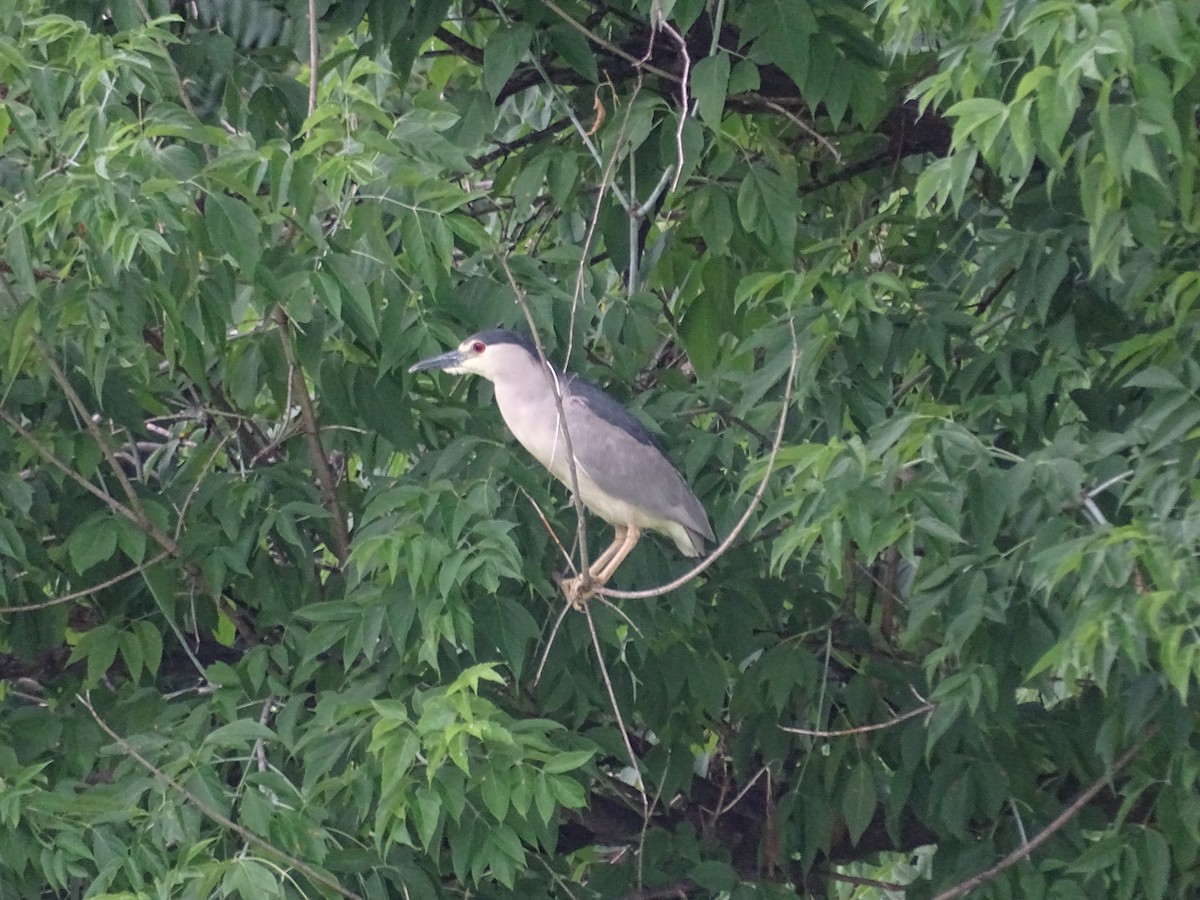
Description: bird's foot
560,575,596,610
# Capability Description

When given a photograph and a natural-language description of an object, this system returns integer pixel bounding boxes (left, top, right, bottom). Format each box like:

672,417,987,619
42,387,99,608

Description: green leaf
842,760,876,845
483,23,533,101
691,51,731,127
480,769,511,821
541,749,595,775
546,24,597,82
690,859,737,892
67,625,120,687
205,720,275,748
205,194,262,274
67,514,119,574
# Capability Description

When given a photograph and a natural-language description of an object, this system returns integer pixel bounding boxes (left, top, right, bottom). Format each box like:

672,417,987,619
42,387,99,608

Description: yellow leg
591,524,640,585
562,525,640,608
587,527,627,578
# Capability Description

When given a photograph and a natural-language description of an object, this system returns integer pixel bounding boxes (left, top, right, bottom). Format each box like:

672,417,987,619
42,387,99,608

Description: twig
272,307,351,566
717,765,768,816
781,695,934,738
78,692,364,900
583,604,648,811
567,76,638,366
537,0,679,83
24,326,171,549
519,485,578,575
1,551,172,614
931,728,1156,900
762,98,842,163
656,19,690,193
597,321,800,600
173,432,237,542
469,118,572,169
306,0,318,118
1087,470,1134,499
0,408,179,556
533,601,573,688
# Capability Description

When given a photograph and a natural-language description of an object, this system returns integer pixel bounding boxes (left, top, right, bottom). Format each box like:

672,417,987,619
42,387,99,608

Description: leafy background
0,0,1198,897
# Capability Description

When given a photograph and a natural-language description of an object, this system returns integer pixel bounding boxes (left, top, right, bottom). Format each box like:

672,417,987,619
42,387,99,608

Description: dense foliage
1,0,1198,897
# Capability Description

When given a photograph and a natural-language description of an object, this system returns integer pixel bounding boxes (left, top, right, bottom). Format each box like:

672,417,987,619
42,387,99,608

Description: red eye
471,341,486,353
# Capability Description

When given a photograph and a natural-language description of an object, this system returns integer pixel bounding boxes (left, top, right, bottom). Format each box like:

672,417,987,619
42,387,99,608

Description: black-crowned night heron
409,329,714,604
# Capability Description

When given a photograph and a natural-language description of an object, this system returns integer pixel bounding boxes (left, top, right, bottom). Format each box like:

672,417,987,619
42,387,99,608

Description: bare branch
0,407,180,557
932,729,1156,900
781,699,935,738
272,307,351,566
1,551,172,613
583,604,649,818
306,0,318,118
79,692,364,900
537,0,679,84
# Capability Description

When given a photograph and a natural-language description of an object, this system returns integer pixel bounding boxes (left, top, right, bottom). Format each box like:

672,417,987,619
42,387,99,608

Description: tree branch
932,729,1156,900
272,307,352,566
79,692,364,900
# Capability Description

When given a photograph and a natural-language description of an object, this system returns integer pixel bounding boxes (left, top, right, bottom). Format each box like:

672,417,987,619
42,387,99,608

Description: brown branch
781,696,934,738
271,307,351,566
306,0,318,117
433,26,483,65
79,692,364,900
26,330,156,532
2,551,172,613
537,0,679,83
932,728,1157,900
0,407,180,557
469,118,572,168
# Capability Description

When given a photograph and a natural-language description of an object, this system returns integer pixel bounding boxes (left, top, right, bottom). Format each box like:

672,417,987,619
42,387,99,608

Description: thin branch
656,19,690,194
583,604,648,814
597,321,800,600
932,729,1156,900
567,75,639,366
519,485,578,575
173,431,237,543
22,324,158,539
1087,470,1134,499
537,0,679,83
469,118,572,169
306,0,318,118
78,693,364,900
272,308,351,566
781,697,934,738
0,407,179,557
1,551,172,614
534,601,573,688
717,765,768,816
762,98,843,163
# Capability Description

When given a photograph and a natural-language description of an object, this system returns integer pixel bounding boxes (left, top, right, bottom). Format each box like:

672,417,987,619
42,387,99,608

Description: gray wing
563,375,714,543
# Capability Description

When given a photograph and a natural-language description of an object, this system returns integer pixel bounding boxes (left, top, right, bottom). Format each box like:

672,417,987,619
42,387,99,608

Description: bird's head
408,329,541,384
